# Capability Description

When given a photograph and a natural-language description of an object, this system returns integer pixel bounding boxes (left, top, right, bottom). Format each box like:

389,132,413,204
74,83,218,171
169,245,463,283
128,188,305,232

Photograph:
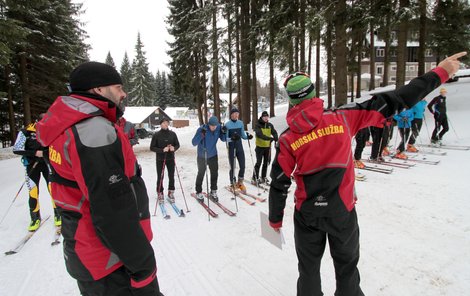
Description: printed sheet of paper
260,211,284,250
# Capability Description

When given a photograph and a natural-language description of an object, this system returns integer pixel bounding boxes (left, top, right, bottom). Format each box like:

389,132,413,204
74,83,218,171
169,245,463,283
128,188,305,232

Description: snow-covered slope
1,79,469,296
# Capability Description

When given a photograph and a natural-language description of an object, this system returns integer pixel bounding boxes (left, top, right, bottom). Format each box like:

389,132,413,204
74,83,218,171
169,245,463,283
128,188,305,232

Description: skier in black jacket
252,111,278,184
150,118,180,203
13,117,62,231
427,87,449,144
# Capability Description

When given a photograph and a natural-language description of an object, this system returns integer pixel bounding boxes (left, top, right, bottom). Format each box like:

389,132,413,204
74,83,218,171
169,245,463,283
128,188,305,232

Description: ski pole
153,153,167,216
174,157,190,213
0,162,39,227
203,135,210,221
447,115,460,140
246,134,261,196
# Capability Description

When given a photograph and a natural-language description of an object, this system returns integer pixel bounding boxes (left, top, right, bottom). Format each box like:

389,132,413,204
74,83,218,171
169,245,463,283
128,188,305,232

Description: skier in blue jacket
225,107,253,192
407,98,427,152
393,109,414,159
191,116,226,202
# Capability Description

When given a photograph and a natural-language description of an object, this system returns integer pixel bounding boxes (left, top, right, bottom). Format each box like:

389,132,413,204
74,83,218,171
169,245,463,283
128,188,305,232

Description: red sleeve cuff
269,221,283,229
432,67,450,84
130,269,156,289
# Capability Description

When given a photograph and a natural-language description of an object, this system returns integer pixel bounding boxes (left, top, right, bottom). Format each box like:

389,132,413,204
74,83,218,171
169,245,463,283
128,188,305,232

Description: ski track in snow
2,80,470,295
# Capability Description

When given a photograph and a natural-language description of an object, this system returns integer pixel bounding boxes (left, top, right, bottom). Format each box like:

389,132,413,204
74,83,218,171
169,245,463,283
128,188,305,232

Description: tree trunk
326,21,333,108
19,51,32,125
418,0,426,76
235,3,241,112
227,4,234,117
299,0,306,71
5,65,17,144
315,32,321,96
240,0,251,127
383,13,391,86
334,0,348,107
250,0,258,129
396,0,409,88
212,0,220,120
356,34,362,98
369,26,376,91
269,47,275,117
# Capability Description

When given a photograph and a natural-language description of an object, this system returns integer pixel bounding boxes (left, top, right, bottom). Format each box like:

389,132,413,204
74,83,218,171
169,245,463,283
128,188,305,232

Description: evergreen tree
105,51,115,68
128,33,155,106
119,52,132,104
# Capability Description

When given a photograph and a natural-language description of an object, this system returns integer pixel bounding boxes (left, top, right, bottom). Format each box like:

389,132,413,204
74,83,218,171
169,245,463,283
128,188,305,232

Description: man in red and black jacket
36,62,164,296
268,52,465,296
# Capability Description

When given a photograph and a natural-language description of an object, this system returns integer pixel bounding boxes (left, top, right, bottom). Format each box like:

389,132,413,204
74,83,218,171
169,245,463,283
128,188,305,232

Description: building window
377,67,383,74
390,49,397,57
425,49,433,57
391,77,396,81
391,66,397,71
409,65,415,71
377,48,385,57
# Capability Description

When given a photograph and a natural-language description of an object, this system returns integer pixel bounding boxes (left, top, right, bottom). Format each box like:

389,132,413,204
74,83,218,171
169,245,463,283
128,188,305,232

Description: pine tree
105,51,116,68
128,33,155,106
120,52,132,104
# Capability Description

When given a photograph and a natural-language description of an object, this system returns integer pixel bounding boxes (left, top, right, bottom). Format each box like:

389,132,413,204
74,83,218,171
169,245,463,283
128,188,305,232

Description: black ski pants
77,266,164,296
195,155,218,193
354,128,370,160
156,159,175,193
294,208,364,296
253,146,271,180
228,143,245,183
431,114,449,141
397,127,411,152
408,118,423,145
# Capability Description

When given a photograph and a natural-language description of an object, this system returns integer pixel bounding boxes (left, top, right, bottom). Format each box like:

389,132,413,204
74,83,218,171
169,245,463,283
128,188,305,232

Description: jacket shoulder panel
75,117,117,148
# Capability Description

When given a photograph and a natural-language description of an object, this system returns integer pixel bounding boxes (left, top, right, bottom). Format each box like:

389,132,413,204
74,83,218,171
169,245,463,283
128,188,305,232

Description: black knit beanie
69,62,123,91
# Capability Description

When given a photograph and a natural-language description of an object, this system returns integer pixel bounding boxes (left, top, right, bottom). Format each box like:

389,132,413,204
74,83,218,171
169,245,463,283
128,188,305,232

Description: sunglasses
283,72,310,87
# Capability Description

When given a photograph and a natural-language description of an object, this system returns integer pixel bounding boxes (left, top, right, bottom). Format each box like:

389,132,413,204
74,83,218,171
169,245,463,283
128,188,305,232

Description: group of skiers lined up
9,51,464,296
149,107,278,204
353,87,450,169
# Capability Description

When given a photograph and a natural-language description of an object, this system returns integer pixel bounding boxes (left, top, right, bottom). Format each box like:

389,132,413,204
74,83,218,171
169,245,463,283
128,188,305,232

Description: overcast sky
75,0,172,73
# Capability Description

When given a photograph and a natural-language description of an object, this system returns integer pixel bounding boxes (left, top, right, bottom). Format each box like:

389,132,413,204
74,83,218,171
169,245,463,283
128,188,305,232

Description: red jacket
36,93,157,289
269,68,448,228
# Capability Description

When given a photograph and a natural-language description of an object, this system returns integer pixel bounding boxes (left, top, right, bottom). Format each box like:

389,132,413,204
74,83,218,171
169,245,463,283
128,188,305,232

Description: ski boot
236,178,247,193
54,215,62,227
209,190,219,202
195,192,205,202
382,147,390,156
394,150,408,160
157,192,164,205
354,160,365,169
406,144,418,153
28,212,41,232
167,190,175,203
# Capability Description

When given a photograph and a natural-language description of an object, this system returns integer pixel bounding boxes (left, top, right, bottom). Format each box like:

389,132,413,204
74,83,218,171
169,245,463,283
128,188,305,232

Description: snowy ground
1,79,470,296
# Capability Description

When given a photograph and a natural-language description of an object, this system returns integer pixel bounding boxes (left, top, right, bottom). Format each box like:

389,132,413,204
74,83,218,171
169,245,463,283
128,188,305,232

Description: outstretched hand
438,52,467,77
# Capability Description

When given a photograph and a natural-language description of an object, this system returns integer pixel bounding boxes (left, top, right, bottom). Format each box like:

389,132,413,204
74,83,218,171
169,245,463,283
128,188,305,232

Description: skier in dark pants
252,111,278,184
269,52,464,296
407,98,427,152
393,109,414,159
191,116,226,202
428,88,449,144
150,118,180,203
369,118,393,162
13,117,62,231
353,127,370,169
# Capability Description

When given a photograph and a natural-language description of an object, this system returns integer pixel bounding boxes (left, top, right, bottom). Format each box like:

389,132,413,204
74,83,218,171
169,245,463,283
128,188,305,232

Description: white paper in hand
260,212,284,250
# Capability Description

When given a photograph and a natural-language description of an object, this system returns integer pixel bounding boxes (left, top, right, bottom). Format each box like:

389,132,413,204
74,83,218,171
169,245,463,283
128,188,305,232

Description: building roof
123,106,161,124
164,107,189,119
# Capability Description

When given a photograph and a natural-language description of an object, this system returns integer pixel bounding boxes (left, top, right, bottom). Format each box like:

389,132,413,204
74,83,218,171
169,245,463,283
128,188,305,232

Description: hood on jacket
286,98,324,134
36,94,118,146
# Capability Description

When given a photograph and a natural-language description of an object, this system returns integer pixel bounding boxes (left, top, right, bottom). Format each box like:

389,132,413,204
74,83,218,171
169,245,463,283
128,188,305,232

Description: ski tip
5,250,17,255
51,241,61,246
164,215,171,220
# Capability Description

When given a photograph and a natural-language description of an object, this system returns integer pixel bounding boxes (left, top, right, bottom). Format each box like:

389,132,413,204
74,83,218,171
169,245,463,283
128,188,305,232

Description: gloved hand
201,126,207,136
231,133,240,141
247,133,253,140
221,126,227,134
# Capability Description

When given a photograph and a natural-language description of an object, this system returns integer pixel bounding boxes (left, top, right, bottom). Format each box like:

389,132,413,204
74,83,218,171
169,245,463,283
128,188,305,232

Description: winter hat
230,107,240,115
285,73,315,106
208,116,219,126
261,111,269,117
160,117,169,124
69,62,123,91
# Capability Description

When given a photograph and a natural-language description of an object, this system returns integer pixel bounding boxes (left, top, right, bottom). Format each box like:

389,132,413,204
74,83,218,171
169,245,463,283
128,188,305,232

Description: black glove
221,126,227,134
201,126,207,136
247,133,253,140
231,133,240,141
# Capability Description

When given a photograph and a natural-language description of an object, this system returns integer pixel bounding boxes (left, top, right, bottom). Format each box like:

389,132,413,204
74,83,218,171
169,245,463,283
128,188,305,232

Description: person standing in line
36,61,164,295
224,107,253,192
117,116,139,146
428,87,449,144
269,52,464,296
353,127,370,169
252,111,278,184
406,98,427,152
150,118,180,203
393,109,414,159
191,116,226,202
13,115,62,231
